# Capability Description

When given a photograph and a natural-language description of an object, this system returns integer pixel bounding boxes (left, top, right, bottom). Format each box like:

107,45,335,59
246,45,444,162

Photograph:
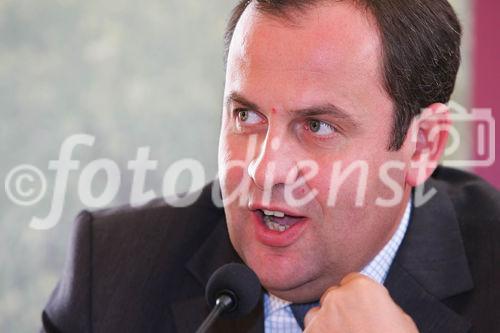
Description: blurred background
0,0,497,332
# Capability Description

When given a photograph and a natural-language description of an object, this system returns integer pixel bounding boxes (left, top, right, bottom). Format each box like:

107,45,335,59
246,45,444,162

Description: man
41,1,500,332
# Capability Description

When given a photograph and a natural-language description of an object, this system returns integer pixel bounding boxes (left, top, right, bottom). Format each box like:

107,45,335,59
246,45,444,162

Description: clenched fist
304,273,419,333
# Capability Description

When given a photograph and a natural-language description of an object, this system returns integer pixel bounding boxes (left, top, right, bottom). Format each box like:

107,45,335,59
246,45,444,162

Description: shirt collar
360,197,412,284
265,293,292,316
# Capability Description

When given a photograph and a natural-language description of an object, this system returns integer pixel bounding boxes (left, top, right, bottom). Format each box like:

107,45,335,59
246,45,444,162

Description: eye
238,110,249,122
306,119,336,136
235,109,264,126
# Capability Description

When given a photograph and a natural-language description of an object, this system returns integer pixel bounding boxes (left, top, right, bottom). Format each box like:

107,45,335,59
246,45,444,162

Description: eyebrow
226,92,358,127
225,92,261,113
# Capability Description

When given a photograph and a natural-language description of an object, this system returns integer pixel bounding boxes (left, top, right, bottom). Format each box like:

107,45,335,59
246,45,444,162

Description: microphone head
206,263,261,319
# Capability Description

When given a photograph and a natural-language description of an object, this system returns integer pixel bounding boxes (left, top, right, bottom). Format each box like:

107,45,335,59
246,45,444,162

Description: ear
406,103,450,187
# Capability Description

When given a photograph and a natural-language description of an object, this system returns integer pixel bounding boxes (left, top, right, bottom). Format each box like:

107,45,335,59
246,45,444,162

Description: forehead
225,2,389,116
228,2,382,78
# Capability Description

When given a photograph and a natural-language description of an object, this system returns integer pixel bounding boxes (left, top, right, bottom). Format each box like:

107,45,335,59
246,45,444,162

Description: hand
304,273,419,333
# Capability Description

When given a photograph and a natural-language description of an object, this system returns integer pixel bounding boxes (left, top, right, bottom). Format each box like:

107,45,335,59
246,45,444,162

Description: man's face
218,2,414,302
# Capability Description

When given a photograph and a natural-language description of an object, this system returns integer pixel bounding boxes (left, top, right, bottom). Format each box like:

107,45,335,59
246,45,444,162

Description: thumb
304,306,320,329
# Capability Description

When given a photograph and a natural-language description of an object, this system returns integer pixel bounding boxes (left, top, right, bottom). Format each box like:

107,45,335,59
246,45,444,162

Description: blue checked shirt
263,199,412,332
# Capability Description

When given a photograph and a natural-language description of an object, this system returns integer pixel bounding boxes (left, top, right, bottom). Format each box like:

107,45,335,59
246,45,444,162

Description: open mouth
257,209,305,233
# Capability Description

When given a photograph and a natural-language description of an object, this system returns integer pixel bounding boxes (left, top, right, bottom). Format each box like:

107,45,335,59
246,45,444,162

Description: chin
244,248,313,295
259,273,322,303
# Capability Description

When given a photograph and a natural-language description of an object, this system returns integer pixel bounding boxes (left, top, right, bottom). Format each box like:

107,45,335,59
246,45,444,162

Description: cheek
305,159,366,208
219,156,248,195
219,134,246,179
309,152,408,207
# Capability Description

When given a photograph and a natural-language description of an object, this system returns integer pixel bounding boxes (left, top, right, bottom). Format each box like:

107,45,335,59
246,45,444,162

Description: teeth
263,209,286,218
264,216,289,232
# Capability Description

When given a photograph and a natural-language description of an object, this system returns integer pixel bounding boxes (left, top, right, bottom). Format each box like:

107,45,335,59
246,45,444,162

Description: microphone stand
195,294,234,333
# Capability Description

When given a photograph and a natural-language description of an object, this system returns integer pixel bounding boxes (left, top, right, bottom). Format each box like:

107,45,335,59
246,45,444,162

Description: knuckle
320,285,339,305
348,275,374,291
304,306,320,327
340,272,359,285
356,275,381,290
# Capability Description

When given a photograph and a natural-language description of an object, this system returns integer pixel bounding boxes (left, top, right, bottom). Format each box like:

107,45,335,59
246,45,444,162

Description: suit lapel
171,218,264,333
385,179,473,333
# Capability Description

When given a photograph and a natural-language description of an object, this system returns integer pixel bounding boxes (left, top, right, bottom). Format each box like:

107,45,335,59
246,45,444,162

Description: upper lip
248,203,306,218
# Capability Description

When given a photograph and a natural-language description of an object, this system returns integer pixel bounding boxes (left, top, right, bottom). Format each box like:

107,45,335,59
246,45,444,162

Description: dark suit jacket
41,167,500,333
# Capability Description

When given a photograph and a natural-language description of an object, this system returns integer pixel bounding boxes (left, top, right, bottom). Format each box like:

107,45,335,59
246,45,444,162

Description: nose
247,133,300,191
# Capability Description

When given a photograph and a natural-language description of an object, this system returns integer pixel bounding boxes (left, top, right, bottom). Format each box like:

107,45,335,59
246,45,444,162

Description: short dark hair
224,0,462,150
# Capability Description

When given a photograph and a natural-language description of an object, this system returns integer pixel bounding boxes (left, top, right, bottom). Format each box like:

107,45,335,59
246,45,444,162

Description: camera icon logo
442,101,495,168
410,101,496,168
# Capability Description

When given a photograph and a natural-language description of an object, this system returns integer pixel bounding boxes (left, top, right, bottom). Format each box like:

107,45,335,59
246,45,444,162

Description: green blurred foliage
0,1,235,331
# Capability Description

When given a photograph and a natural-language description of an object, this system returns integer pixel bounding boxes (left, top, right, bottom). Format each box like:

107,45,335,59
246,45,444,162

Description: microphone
195,263,261,333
